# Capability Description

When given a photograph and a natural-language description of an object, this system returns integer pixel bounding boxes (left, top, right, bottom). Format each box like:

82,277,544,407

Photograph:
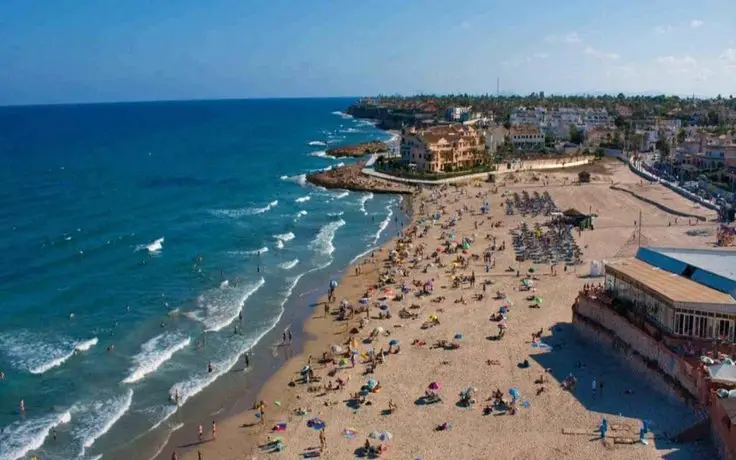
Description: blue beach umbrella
389,339,400,346
330,280,338,289
454,333,464,340
359,297,369,305
509,387,520,400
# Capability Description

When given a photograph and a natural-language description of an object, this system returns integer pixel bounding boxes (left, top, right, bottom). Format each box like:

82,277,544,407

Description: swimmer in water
69,313,75,320
208,361,214,373
19,399,25,414
107,344,114,352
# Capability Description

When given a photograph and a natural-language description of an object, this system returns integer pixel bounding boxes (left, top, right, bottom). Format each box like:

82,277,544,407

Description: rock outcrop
307,162,414,195
326,141,388,158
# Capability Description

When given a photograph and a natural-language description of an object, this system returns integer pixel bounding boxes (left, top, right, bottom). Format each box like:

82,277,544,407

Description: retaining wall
609,185,708,221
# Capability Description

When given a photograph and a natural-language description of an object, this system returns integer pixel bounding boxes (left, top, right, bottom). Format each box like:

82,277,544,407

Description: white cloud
721,48,736,69
584,46,620,60
690,19,704,29
545,32,580,44
695,68,714,81
656,55,697,73
653,25,671,34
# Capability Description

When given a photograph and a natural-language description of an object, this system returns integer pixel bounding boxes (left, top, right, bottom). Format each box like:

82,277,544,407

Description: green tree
677,128,686,144
569,125,584,144
544,131,555,147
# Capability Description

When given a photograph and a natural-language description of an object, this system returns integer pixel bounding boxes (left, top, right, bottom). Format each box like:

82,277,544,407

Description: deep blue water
0,99,399,459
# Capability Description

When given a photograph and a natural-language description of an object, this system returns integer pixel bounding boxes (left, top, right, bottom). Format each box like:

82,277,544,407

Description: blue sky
1,0,735,105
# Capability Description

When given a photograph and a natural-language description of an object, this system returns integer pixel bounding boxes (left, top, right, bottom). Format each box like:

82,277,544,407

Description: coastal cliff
307,162,414,194
326,141,388,158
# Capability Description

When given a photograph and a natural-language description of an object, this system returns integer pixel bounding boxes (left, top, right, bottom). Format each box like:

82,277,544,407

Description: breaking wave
278,259,299,270
309,219,346,256
123,333,191,384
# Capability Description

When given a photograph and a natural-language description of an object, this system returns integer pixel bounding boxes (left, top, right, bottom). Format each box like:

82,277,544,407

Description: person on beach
258,400,266,425
591,377,597,400
319,427,326,453
171,451,178,460
198,423,204,442
19,399,24,414
244,353,250,369
208,361,214,373
287,329,293,342
211,421,217,440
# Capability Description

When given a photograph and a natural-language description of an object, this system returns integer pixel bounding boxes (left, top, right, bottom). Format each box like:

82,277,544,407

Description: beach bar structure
604,247,736,343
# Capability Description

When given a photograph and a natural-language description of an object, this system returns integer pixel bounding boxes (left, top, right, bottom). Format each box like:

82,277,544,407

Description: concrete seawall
363,156,596,185
609,185,709,221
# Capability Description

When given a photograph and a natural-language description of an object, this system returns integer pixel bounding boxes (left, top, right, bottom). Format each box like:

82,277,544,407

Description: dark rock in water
326,141,388,158
307,162,414,195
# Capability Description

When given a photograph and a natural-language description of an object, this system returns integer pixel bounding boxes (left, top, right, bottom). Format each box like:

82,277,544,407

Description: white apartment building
510,124,544,150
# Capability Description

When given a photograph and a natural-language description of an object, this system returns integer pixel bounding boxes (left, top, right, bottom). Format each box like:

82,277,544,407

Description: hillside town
349,95,736,208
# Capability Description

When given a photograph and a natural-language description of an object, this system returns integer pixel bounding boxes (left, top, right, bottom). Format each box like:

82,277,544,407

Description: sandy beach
181,159,718,460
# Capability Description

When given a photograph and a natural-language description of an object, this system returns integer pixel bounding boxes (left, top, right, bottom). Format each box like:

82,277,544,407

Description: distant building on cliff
400,125,486,173
510,124,544,151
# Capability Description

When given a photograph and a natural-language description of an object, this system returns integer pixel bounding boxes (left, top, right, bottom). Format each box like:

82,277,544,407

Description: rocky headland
307,162,414,194
326,141,388,158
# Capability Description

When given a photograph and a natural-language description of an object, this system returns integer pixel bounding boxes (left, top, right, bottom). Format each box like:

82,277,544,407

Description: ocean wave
275,240,284,249
308,140,327,146
333,191,349,199
373,205,394,244
280,174,307,187
295,195,311,203
278,259,299,270
359,192,374,215
240,247,268,255
72,389,134,455
136,237,164,254
327,211,344,217
310,151,336,159
210,200,278,218
340,127,361,133
331,110,353,119
147,422,184,460
190,277,265,332
274,232,295,242
294,210,308,220
0,332,98,375
123,333,191,384
167,311,283,422
309,219,346,256
0,410,72,460
350,246,378,265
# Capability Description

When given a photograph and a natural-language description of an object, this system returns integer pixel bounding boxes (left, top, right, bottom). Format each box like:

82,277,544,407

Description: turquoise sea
0,98,402,459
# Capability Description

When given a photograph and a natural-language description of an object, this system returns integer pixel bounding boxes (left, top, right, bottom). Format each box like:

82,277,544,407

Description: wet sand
182,159,717,460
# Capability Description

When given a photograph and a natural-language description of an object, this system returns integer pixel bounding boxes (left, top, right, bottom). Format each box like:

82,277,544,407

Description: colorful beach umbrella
389,339,400,346
533,296,543,305
454,333,464,340
509,387,520,400
428,382,440,390
360,297,369,305
366,379,378,389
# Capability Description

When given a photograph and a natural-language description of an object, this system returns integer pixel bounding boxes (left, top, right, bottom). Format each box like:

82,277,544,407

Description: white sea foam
331,110,353,119
281,174,307,187
190,277,266,332
0,332,98,375
274,232,295,242
373,206,394,244
294,210,308,220
327,211,344,217
350,246,379,265
279,259,299,270
123,333,191,383
136,237,164,253
275,240,284,249
359,192,374,214
308,140,327,146
309,219,346,256
340,127,360,133
147,422,184,460
0,410,72,460
333,191,349,199
242,247,269,255
72,389,134,455
295,195,311,203
310,150,336,159
210,200,278,218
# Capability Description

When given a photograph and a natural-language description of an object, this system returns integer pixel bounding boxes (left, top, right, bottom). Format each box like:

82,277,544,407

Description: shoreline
176,197,415,459
148,197,413,460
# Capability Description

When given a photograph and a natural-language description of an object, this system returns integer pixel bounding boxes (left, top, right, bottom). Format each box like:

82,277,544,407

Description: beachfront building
446,106,472,122
510,124,544,151
400,125,486,173
604,247,736,342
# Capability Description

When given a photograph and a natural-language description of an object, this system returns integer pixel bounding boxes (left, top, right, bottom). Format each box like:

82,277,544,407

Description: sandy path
183,160,717,460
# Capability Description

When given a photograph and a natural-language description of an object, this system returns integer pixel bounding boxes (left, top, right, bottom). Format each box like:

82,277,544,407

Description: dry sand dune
184,160,717,460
